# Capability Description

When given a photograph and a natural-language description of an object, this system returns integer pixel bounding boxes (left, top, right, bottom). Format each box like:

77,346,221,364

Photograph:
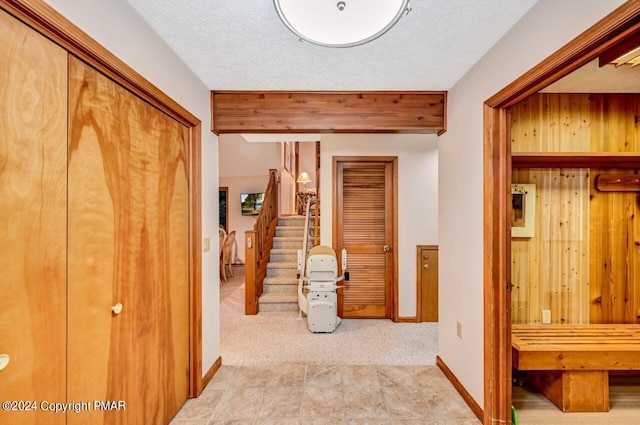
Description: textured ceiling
125,0,538,91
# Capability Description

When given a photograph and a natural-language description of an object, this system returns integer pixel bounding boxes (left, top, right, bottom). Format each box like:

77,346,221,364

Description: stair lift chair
298,245,348,333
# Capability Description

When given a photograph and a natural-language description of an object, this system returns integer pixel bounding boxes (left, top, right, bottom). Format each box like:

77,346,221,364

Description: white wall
298,142,317,191
320,134,438,318
280,142,296,215
438,0,626,405
219,175,270,263
219,134,281,261
219,134,280,177
44,0,221,376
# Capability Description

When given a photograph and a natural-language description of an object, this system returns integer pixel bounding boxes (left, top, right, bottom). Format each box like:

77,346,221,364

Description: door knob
383,245,390,252
112,303,123,315
423,264,430,271
0,354,9,371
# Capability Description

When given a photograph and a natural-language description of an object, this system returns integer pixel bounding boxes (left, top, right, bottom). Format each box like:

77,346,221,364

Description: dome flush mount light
273,0,411,48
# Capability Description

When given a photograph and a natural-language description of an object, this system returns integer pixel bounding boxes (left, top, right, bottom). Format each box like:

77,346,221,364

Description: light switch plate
542,309,551,324
203,237,210,252
456,321,463,339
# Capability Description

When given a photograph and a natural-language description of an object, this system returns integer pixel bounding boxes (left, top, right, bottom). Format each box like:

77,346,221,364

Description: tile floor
170,363,481,425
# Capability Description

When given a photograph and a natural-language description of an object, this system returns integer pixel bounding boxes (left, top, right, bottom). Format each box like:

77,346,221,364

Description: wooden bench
512,324,640,412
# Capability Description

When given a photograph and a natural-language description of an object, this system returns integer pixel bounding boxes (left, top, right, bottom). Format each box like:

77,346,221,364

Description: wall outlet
456,321,463,339
542,309,551,324
203,237,210,252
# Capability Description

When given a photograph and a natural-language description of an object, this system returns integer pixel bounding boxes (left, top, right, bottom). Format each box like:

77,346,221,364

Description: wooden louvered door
334,157,397,319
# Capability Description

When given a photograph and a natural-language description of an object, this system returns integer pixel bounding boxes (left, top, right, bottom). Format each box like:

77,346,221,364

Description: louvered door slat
335,159,395,318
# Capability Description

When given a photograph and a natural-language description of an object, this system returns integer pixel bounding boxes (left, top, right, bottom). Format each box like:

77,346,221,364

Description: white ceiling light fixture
273,0,411,48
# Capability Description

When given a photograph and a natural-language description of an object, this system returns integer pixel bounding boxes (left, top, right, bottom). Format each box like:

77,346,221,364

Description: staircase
258,216,305,312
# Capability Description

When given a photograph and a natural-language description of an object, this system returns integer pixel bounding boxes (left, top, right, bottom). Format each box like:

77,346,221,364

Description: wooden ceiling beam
210,91,446,135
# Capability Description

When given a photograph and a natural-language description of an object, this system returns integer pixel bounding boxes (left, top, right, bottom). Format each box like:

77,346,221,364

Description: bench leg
529,370,609,412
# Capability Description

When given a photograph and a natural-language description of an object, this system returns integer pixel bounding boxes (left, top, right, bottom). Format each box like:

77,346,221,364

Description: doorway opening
483,3,640,422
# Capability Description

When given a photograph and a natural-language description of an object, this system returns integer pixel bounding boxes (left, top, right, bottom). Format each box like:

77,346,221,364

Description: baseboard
395,316,419,323
436,356,484,422
201,356,222,393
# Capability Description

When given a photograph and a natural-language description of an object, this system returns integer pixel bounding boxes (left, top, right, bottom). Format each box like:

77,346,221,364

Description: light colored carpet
220,266,439,366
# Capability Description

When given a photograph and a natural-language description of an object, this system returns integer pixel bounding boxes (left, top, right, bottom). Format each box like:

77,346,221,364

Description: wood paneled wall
511,169,590,324
590,170,640,324
511,93,640,324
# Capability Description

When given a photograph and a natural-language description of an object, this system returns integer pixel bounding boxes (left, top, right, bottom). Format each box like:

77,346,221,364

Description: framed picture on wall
284,142,291,174
511,183,535,238
291,141,297,178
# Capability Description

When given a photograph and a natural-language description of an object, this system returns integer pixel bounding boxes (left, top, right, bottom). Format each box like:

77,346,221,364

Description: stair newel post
245,230,258,315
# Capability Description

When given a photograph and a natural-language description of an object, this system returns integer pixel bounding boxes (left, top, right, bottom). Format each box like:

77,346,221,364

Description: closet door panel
67,56,189,425
0,10,67,425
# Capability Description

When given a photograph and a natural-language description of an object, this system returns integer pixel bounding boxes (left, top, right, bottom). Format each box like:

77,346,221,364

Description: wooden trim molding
211,91,446,135
483,2,640,424
437,356,484,422
512,152,640,169
396,316,419,323
483,105,512,425
189,123,204,397
0,0,204,400
201,356,222,393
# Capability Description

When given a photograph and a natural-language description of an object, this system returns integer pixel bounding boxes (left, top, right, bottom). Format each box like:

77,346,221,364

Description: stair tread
264,276,299,284
260,292,298,303
267,261,297,268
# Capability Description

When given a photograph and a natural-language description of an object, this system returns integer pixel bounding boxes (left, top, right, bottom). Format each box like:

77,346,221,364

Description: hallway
219,267,439,366
170,266,479,424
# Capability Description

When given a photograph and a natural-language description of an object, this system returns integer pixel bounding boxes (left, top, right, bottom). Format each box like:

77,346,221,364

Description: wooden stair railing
314,167,320,246
245,169,279,314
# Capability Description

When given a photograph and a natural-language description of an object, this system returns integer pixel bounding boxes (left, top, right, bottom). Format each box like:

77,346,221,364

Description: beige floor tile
172,390,225,421
342,385,388,419
405,366,450,389
229,364,272,388
207,420,255,425
341,365,381,387
381,387,431,419
305,364,343,387
267,363,307,387
392,420,481,425
205,365,239,390
422,387,477,420
376,366,415,387
258,387,304,418
211,388,265,419
302,419,391,425
301,386,345,418
255,419,301,425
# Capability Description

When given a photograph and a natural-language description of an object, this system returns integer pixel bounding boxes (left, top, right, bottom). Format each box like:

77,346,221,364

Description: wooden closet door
0,10,67,425
67,57,189,424
335,158,396,318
